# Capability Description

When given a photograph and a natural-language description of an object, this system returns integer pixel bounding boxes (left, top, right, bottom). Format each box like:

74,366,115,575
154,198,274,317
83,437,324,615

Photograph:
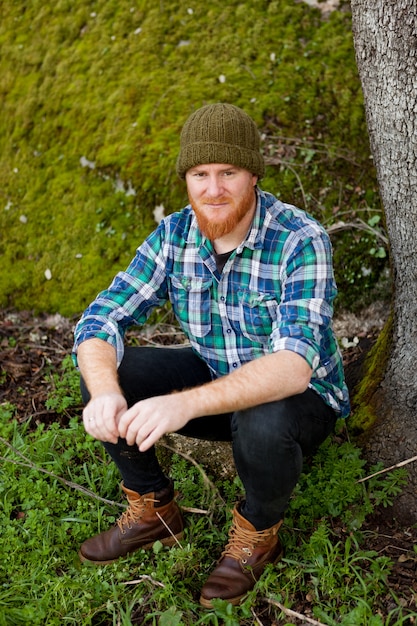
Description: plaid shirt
73,188,350,418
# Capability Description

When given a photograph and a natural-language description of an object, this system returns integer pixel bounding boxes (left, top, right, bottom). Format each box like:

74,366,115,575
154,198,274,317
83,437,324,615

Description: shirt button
220,296,225,302
227,328,232,334
232,363,238,368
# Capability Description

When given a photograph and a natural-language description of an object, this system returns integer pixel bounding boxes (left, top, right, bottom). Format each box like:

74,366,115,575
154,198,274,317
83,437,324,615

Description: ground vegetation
1,309,417,625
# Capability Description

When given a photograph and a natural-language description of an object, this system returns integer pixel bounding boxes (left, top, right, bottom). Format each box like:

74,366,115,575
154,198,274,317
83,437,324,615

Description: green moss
0,0,382,314
348,314,393,434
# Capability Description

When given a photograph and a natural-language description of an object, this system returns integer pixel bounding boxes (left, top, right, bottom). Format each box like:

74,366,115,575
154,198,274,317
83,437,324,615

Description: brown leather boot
79,482,184,565
200,505,283,608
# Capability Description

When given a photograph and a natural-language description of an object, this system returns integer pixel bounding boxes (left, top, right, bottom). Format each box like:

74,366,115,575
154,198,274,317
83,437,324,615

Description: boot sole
78,531,184,565
199,592,247,608
199,546,284,608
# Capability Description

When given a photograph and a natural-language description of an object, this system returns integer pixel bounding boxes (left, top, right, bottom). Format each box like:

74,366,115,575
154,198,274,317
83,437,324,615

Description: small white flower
270,52,276,62
13,168,18,173
80,156,95,169
5,201,12,211
90,12,97,17
19,215,28,224
340,336,359,349
114,177,125,193
75,253,83,259
218,74,226,83
187,7,193,14
44,269,52,280
125,181,136,197
153,204,165,224
134,27,142,35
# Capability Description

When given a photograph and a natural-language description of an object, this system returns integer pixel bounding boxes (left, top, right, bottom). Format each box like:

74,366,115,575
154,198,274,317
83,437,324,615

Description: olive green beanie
176,103,265,179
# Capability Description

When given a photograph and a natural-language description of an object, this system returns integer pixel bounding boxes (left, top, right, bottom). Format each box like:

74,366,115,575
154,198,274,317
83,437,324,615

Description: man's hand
83,392,128,443
118,394,193,452
117,350,312,451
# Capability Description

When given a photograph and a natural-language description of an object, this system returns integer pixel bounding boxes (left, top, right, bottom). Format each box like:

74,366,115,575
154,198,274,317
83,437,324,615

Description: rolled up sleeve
72,224,170,367
269,230,337,374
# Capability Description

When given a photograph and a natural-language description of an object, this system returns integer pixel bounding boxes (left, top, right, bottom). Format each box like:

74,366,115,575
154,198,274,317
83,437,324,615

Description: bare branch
0,436,125,509
357,455,417,483
264,597,326,626
251,607,265,626
122,575,165,588
327,218,388,244
160,441,226,505
155,511,182,547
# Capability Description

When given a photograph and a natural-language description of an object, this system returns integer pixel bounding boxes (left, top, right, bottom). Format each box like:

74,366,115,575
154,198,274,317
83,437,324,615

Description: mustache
200,196,233,204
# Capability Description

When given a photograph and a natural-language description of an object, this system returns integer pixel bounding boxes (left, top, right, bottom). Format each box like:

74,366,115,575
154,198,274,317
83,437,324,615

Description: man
73,102,350,607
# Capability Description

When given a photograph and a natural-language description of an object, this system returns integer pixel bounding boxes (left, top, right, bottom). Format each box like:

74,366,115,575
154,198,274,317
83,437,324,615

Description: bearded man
72,103,350,607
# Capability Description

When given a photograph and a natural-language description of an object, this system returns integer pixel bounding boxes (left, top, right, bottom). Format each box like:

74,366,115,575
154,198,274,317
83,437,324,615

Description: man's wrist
88,386,124,400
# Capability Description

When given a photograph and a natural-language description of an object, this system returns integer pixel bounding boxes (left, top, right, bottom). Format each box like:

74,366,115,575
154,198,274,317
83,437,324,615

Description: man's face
185,164,258,241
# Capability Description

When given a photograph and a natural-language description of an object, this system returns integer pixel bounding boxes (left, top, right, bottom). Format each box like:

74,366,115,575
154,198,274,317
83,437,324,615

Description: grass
0,363,415,625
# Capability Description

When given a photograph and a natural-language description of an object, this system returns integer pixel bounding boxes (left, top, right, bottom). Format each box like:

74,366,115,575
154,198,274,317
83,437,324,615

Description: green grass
0,373,415,625
0,0,386,314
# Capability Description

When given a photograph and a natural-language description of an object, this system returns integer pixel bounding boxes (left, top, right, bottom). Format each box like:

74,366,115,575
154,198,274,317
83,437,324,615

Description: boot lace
222,521,276,564
117,496,157,532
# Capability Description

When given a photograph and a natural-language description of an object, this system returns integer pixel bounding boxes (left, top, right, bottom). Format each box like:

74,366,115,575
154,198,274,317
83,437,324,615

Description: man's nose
206,175,224,197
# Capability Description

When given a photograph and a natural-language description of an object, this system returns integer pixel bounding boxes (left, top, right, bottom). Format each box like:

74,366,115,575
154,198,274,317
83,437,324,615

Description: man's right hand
76,338,126,443
82,392,128,443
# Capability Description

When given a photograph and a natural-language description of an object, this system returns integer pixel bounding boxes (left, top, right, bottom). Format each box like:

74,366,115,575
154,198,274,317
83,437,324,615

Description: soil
1,305,417,622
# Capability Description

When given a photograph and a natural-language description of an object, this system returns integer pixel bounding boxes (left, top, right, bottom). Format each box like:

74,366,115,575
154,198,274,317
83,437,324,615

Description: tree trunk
350,0,417,523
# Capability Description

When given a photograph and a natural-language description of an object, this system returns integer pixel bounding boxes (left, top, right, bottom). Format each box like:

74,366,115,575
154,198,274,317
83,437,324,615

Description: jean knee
232,401,298,447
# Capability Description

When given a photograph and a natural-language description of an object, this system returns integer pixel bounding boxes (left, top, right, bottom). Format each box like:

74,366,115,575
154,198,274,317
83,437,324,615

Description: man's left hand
117,394,193,452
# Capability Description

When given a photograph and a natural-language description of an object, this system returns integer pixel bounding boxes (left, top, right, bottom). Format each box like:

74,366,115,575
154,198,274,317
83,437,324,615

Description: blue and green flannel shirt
73,188,350,418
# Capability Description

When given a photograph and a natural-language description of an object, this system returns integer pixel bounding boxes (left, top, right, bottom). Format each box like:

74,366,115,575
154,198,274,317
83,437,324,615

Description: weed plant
0,371,415,625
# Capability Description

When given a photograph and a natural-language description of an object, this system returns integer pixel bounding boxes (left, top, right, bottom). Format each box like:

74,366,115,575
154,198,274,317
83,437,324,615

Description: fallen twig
156,511,182,547
122,575,165,588
179,505,209,515
0,436,125,508
327,218,388,244
0,436,215,514
357,455,417,483
251,607,265,626
160,441,226,505
264,597,326,626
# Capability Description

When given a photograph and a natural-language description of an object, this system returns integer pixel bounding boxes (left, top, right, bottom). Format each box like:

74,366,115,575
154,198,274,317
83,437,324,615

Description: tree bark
350,0,417,522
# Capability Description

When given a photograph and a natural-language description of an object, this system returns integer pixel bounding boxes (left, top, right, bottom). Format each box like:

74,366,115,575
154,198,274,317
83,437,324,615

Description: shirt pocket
238,289,278,342
169,275,212,338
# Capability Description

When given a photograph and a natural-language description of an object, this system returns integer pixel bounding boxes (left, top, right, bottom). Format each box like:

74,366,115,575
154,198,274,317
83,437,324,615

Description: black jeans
81,346,337,530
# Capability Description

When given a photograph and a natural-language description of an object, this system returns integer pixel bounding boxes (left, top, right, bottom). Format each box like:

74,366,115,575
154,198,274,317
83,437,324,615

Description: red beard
189,185,256,241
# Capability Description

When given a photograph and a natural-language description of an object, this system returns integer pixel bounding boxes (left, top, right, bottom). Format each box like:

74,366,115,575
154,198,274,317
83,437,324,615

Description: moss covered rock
0,0,382,314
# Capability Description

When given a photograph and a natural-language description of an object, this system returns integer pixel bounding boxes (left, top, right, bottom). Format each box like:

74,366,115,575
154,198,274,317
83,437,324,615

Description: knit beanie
176,103,265,179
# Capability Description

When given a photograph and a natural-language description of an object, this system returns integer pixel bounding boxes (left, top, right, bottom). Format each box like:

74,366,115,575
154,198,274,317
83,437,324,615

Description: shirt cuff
270,332,320,371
